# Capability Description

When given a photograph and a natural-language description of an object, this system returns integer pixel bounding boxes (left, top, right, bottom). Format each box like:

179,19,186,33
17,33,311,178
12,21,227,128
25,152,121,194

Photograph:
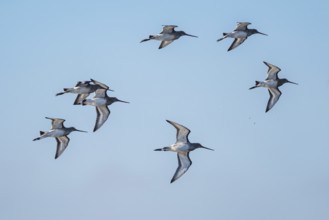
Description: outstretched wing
234,22,251,31
46,117,65,129
74,94,89,105
94,89,107,98
55,136,70,159
166,120,190,143
170,152,192,183
228,38,247,51
94,106,110,132
161,25,177,34
266,88,282,112
264,61,281,80
159,41,173,49
75,80,91,87
90,78,109,90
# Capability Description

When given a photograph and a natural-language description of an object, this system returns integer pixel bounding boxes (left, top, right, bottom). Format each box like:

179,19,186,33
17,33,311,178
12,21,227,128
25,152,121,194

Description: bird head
179,31,198,38
194,143,214,151
112,97,129,104
71,127,87,133
250,29,267,36
279,78,298,86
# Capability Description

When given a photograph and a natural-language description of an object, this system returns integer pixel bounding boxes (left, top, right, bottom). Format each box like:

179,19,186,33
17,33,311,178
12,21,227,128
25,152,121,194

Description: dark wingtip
93,124,100,132
165,120,174,125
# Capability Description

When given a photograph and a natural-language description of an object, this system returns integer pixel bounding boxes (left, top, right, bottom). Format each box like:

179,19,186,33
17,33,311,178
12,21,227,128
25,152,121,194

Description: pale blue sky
1,1,329,220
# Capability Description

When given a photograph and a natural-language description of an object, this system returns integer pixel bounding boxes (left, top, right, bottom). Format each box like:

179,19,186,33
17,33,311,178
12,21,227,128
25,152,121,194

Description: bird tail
140,37,151,43
249,81,260,90
33,131,46,141
217,33,228,42
56,88,70,96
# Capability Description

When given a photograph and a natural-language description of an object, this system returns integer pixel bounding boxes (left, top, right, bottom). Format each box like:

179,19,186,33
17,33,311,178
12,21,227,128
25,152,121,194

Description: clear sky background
1,1,329,219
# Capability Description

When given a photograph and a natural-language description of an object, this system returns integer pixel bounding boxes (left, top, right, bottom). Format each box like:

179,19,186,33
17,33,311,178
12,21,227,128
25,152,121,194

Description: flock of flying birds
33,79,129,159
33,22,297,183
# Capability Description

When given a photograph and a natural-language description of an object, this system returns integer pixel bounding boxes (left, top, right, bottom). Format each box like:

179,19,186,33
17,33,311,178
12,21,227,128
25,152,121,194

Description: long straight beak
202,146,214,151
118,99,129,104
154,148,162,151
288,81,298,85
76,129,87,133
257,31,268,36
185,33,198,38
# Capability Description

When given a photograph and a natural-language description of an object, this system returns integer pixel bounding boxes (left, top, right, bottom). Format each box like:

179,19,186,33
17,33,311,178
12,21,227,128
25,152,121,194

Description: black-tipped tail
55,92,65,96
140,37,152,43
249,81,260,90
154,147,170,151
217,33,228,42
56,88,70,96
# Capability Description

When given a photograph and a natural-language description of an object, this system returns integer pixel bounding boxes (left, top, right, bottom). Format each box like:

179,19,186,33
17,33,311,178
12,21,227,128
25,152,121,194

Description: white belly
93,98,107,106
83,98,106,106
230,31,247,38
173,143,190,153
47,129,66,137
264,80,278,88
74,87,91,94
153,34,175,41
